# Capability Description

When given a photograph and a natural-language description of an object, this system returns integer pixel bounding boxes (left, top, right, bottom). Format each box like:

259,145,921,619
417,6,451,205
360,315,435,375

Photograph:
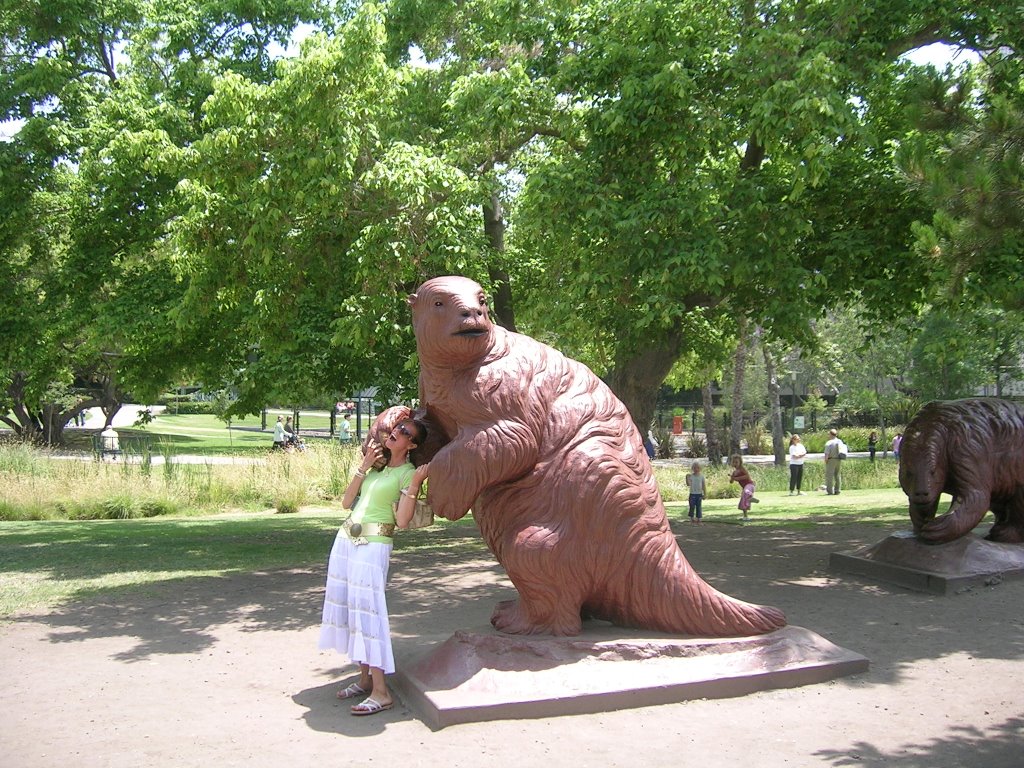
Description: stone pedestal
392,623,868,729
830,530,1024,594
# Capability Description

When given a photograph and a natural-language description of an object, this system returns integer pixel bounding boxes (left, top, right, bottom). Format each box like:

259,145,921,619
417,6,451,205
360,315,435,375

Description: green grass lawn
0,416,923,620
60,411,348,456
0,510,343,618
0,488,919,619
136,412,280,453
664,487,917,527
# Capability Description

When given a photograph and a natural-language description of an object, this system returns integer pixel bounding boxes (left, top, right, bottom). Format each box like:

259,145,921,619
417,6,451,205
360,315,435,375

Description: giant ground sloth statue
900,398,1024,544
407,275,786,637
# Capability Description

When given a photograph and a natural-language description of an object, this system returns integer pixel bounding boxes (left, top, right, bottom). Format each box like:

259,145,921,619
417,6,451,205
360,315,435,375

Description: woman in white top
788,434,807,495
272,416,286,449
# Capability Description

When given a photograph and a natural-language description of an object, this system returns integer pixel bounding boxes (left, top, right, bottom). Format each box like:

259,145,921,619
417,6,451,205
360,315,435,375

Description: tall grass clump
0,441,364,521
0,442,46,475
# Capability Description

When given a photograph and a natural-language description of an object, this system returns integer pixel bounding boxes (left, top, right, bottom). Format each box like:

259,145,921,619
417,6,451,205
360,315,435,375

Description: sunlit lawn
664,487,919,528
0,510,340,618
59,410,348,456
0,489,922,620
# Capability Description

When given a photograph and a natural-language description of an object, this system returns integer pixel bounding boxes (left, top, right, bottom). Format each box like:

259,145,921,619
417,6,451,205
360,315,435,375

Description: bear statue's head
408,276,495,367
898,407,949,528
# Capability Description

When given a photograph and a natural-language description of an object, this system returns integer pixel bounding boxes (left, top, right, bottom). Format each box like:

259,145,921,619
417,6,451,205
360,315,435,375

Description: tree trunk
606,331,683,437
99,374,122,430
763,341,786,466
4,369,114,445
40,402,69,446
702,381,721,465
873,378,889,459
4,372,40,440
483,194,517,333
729,318,750,456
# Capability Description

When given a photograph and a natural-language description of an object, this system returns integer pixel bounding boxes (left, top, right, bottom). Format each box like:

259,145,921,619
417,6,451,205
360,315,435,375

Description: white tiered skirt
318,531,395,673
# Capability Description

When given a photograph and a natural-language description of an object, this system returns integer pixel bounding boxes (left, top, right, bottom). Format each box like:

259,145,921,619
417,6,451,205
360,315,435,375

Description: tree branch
96,29,118,82
475,125,583,173
884,26,948,60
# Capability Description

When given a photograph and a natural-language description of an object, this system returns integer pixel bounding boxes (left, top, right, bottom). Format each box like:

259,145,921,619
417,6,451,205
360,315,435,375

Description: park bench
91,433,122,461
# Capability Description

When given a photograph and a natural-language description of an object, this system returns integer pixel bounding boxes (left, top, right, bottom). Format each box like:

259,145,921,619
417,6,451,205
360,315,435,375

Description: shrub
167,400,217,415
797,427,905,455
653,427,675,459
275,487,306,514
743,424,770,454
99,495,141,520
684,433,707,458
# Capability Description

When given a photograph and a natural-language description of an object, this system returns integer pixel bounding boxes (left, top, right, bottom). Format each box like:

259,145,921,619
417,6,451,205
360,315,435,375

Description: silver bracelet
355,470,366,478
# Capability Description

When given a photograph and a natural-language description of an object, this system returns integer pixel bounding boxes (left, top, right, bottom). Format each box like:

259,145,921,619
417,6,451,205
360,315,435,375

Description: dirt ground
2,517,1022,768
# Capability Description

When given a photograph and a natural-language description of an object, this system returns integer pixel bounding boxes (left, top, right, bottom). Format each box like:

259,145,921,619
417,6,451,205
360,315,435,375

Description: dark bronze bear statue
900,398,1024,544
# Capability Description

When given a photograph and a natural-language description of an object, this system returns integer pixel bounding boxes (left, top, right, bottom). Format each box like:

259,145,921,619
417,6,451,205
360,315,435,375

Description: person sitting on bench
100,425,121,460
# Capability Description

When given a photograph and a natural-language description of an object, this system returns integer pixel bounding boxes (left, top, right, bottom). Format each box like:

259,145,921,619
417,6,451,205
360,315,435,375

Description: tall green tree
0,0,325,441
6,0,1019,445
165,6,492,412
503,0,974,430
899,8,1024,310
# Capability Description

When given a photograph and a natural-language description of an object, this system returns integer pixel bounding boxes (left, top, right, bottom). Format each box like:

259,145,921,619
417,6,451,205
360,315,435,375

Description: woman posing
319,417,430,716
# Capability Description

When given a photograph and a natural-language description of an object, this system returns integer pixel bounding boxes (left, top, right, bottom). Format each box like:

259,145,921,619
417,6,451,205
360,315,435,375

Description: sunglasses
396,423,417,440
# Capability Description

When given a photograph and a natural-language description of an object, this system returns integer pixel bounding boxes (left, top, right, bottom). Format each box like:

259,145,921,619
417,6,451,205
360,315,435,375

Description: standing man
823,428,844,495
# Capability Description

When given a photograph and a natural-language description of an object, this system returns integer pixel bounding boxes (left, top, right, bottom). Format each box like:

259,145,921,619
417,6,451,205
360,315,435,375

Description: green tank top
351,462,415,541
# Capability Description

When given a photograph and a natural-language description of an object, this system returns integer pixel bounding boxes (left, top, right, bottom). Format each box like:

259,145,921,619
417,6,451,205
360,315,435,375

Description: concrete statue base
829,530,1024,594
392,623,868,729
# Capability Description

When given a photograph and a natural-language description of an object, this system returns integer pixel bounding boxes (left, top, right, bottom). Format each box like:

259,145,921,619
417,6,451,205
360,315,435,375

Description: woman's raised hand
362,439,383,472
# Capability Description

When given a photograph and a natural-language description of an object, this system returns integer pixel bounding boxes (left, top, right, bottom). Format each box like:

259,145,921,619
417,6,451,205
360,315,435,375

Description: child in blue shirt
686,462,706,522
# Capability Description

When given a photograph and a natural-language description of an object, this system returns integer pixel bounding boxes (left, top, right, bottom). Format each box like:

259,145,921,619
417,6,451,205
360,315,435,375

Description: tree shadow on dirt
813,714,1024,768
16,568,325,661
12,522,1024,690
12,526,511,663
669,522,1024,678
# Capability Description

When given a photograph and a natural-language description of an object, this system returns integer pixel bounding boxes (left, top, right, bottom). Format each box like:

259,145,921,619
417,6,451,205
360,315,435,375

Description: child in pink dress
729,455,759,520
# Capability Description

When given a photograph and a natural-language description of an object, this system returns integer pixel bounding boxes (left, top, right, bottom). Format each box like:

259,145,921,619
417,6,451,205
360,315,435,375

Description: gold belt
341,517,395,545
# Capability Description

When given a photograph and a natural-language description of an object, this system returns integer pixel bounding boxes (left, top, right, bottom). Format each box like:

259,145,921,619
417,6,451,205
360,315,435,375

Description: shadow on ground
6,520,1024,767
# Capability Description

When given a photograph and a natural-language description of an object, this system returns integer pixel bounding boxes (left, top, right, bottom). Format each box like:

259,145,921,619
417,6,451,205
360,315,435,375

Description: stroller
285,433,307,452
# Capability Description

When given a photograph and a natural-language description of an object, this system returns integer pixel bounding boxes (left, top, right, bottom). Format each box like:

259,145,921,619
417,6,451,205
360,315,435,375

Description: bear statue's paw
490,598,583,636
918,512,969,544
986,523,1024,544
